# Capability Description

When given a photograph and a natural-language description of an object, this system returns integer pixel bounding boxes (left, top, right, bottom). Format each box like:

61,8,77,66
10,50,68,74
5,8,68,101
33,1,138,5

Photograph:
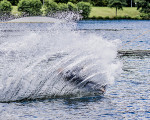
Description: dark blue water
77,20,150,50
0,20,150,120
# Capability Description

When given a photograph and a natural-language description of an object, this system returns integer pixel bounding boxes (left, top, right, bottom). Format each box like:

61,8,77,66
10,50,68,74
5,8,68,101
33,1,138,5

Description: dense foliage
67,2,77,11
136,0,150,13
18,0,42,16
8,0,19,5
44,0,91,18
108,0,127,16
54,0,74,3
44,0,59,15
3,0,148,19
58,3,68,11
7,0,136,7
126,0,135,7
0,0,12,15
77,2,91,18
136,0,150,19
54,0,108,6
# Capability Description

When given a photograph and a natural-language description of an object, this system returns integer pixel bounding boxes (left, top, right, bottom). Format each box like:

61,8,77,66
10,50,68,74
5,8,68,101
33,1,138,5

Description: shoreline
0,17,149,23
10,6,150,20
85,17,148,20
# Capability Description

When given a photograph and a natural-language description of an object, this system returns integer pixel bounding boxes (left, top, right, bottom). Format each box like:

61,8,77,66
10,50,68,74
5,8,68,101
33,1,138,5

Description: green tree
8,0,19,5
77,2,91,19
0,0,12,15
54,0,68,3
126,0,135,7
44,0,59,15
136,0,150,19
136,0,150,13
108,0,127,16
67,2,77,11
18,0,42,16
58,3,68,11
54,0,77,3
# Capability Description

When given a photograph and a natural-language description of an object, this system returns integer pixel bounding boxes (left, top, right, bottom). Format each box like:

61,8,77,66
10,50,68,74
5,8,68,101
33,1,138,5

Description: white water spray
0,17,121,102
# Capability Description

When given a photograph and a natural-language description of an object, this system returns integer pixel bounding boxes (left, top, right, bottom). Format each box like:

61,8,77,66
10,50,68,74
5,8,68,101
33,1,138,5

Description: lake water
0,20,150,120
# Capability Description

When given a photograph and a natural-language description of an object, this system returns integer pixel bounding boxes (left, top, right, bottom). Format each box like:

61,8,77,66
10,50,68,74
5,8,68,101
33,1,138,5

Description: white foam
0,17,122,102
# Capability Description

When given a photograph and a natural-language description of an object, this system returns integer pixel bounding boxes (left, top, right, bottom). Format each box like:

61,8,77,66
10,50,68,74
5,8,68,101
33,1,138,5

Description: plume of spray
0,12,122,102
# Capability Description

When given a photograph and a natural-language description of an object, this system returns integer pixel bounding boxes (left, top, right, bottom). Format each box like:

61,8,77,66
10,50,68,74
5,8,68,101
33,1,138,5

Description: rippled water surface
0,20,150,120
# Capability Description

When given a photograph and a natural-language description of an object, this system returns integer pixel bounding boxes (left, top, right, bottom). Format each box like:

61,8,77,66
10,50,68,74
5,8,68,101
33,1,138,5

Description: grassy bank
89,7,141,19
11,6,20,16
12,6,141,19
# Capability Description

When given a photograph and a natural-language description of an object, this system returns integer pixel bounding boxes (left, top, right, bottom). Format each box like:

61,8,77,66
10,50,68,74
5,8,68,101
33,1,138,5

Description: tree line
0,0,92,19
3,0,136,7
0,0,150,19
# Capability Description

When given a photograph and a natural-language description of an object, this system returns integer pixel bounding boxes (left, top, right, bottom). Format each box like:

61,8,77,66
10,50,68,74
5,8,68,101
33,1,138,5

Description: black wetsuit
61,67,106,93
